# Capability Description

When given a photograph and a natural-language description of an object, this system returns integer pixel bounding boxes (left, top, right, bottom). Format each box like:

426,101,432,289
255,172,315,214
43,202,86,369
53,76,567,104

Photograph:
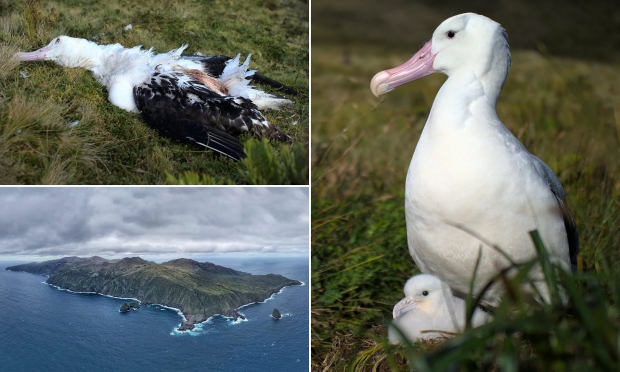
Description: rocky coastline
176,283,296,331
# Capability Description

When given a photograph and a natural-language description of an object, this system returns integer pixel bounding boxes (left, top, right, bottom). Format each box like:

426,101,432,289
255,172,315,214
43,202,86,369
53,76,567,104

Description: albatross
388,274,492,344
370,13,578,305
17,36,296,161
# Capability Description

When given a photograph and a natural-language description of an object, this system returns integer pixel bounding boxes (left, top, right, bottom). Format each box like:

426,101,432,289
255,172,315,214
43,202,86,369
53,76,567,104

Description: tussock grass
0,0,308,184
0,96,98,184
0,43,20,79
239,139,309,185
311,43,620,370
21,0,57,47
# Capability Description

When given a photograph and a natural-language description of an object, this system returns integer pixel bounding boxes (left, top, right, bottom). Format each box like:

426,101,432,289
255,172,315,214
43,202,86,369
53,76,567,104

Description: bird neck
57,43,105,71
89,45,152,89
475,52,510,108
425,61,507,136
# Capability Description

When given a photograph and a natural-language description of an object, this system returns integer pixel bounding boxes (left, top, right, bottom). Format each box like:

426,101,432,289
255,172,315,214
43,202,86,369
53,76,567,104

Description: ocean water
0,256,309,372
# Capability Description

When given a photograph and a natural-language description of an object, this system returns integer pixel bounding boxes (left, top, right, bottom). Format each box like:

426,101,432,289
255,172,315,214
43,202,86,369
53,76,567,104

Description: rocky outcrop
272,309,281,319
120,300,140,312
231,309,246,321
7,256,301,331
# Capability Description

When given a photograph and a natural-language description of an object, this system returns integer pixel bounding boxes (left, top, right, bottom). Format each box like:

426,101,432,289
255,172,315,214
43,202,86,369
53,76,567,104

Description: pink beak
16,45,52,61
392,295,417,319
370,40,437,97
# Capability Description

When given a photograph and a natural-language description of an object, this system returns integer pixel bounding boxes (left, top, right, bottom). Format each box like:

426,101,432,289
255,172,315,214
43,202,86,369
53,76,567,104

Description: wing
133,72,248,160
532,155,579,267
135,71,289,142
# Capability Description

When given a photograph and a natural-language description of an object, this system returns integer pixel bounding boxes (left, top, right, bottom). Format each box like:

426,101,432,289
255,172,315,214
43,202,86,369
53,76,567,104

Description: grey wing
531,155,579,267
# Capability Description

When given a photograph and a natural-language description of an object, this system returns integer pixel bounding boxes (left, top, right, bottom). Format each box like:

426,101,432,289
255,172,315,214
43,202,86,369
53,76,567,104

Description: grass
311,41,620,371
0,0,308,184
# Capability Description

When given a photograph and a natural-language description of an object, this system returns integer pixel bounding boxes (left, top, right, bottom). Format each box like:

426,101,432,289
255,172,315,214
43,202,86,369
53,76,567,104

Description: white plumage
388,274,492,344
371,13,578,306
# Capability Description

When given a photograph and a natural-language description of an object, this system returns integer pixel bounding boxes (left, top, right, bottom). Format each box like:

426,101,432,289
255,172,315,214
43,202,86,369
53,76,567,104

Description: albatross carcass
388,274,492,344
17,36,296,161
370,13,578,305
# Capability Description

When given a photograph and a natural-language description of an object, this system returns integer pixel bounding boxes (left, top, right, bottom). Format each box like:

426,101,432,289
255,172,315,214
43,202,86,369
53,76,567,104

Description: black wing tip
251,73,298,97
262,124,291,142
186,130,246,161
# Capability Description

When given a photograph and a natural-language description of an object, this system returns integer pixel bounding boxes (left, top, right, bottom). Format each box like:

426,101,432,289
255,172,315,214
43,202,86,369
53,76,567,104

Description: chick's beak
392,295,418,319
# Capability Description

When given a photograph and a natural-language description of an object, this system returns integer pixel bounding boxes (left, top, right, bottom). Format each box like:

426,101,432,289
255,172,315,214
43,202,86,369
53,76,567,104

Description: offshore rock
120,300,140,312
272,308,281,319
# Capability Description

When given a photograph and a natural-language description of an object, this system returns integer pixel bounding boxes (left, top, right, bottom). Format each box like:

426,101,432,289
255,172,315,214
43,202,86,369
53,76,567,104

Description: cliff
6,257,301,330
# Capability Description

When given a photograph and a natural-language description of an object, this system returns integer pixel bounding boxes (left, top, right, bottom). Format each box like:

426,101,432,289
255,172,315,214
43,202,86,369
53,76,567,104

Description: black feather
133,74,261,160
135,72,287,138
251,73,298,96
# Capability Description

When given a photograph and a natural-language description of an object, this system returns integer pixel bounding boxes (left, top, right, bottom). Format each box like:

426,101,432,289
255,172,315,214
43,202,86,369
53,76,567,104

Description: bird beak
16,45,52,61
393,295,418,319
370,40,436,97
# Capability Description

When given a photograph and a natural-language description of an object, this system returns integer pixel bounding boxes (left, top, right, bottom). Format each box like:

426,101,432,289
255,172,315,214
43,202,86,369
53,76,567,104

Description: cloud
0,187,308,257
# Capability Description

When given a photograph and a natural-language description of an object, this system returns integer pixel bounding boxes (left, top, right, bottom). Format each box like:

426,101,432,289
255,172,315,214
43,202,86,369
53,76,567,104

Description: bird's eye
55,38,60,44
447,31,456,39
422,290,429,296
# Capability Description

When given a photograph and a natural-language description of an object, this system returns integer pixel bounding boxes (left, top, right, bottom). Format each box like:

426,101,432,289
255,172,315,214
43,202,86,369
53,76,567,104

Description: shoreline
176,281,302,332
9,269,303,333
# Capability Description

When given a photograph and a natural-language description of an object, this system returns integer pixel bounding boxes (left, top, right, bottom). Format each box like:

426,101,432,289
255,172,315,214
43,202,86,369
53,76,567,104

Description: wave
45,282,142,304
227,315,249,325
170,311,249,336
237,282,300,311
170,315,219,336
148,304,185,318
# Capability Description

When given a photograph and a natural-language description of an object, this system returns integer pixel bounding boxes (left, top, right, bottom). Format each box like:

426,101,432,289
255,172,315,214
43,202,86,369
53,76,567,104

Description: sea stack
272,309,281,320
120,300,140,312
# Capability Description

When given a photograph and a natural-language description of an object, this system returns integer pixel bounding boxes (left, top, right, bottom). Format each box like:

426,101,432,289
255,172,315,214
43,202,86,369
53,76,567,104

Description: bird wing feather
531,155,579,266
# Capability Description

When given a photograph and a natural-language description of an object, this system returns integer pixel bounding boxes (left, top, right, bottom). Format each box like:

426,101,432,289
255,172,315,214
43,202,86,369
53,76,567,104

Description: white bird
370,13,578,306
388,274,492,344
17,36,296,160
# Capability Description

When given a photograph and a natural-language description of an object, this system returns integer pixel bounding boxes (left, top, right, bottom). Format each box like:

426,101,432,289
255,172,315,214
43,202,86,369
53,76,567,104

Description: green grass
311,43,620,370
0,0,308,184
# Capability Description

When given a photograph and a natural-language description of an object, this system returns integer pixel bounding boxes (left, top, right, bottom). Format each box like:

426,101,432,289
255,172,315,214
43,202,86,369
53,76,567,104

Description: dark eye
422,290,429,296
55,38,60,44
447,31,456,39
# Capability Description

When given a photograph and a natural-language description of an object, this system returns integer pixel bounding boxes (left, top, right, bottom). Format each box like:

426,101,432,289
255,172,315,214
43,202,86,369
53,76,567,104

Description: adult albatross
370,13,578,305
17,36,295,161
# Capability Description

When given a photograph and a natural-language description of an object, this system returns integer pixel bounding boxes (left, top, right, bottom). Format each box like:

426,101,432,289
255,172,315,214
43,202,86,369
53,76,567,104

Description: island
272,308,282,320
6,256,301,331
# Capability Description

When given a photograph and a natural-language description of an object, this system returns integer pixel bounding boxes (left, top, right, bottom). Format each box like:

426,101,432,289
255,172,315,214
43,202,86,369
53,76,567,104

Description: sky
0,187,309,260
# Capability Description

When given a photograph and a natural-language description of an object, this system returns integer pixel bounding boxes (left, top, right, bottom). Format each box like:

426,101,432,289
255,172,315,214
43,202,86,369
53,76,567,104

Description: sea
0,256,309,372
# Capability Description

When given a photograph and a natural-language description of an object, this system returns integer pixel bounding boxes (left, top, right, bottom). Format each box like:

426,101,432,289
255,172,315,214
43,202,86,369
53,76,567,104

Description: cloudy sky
0,187,308,259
